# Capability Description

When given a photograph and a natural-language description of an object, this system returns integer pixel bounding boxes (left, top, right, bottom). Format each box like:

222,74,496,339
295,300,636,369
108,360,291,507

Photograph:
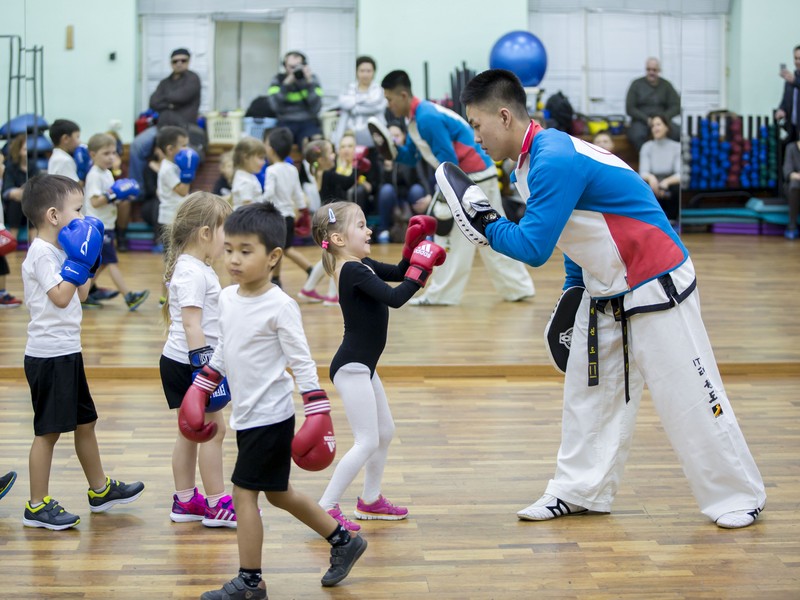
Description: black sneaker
124,290,149,312
87,477,145,513
116,233,128,253
200,576,268,600
92,287,120,301
0,471,17,500
321,534,367,587
81,294,103,309
22,496,80,530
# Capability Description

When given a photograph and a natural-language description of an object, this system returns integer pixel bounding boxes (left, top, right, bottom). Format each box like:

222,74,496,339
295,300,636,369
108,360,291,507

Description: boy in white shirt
155,126,199,253
181,203,367,598
84,133,149,311
19,174,144,530
263,127,313,287
46,119,83,181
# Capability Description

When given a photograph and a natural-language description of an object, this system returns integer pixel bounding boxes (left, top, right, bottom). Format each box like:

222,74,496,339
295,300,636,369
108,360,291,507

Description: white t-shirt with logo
162,254,222,363
22,238,82,358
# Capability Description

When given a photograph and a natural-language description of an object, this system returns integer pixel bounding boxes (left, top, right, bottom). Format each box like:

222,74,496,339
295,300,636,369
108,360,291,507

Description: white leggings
319,363,395,509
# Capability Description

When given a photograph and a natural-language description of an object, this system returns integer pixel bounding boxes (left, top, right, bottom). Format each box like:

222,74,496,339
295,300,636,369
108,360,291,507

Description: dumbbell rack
683,113,779,208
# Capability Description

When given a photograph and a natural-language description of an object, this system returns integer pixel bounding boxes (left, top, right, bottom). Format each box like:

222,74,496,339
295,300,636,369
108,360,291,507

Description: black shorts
100,231,118,265
0,255,9,277
24,352,98,436
160,354,193,410
283,216,295,249
232,416,295,492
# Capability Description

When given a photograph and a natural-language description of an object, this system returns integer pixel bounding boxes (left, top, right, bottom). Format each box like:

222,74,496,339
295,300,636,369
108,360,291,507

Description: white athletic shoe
517,494,589,521
715,506,763,529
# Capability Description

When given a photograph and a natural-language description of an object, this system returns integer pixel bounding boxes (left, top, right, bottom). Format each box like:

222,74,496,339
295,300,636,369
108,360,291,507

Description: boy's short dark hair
381,70,412,92
21,174,83,227
224,202,286,253
156,126,189,153
48,119,80,146
461,69,529,119
267,127,293,161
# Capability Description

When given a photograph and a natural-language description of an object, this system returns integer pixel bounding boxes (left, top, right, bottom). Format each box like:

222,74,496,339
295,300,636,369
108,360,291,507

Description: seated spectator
375,122,431,243
782,139,800,239
638,114,681,223
0,153,22,307
139,146,164,237
626,57,681,151
336,130,373,215
212,150,234,204
268,51,323,147
333,55,387,147
2,134,39,241
129,48,203,189
592,130,616,154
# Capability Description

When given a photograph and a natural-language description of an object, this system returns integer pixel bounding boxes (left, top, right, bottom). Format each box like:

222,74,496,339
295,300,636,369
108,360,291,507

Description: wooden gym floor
0,233,798,599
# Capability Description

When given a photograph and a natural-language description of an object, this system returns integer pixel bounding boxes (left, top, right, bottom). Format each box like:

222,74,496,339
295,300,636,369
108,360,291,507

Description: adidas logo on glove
325,435,336,453
414,243,434,259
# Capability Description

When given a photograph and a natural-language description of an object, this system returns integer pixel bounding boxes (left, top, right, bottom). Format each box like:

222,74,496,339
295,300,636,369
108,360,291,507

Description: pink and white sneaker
169,488,206,523
202,495,237,528
297,289,324,303
323,295,339,306
354,495,408,521
327,503,361,532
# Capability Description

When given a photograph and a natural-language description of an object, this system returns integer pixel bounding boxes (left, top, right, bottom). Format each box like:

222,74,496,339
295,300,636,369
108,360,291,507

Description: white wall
357,0,529,101
727,0,800,116
1,0,137,142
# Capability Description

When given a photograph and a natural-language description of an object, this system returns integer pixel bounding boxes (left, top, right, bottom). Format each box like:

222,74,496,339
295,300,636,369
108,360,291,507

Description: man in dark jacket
625,57,681,151
129,48,203,188
775,45,800,144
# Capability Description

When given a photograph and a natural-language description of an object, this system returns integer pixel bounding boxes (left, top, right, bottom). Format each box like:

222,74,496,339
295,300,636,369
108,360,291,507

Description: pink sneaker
323,295,339,306
327,503,361,532
202,495,237,528
297,289,324,303
169,488,205,522
354,495,408,521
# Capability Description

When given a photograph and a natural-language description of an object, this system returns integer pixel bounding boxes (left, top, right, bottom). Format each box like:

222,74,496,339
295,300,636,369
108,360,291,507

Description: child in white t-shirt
84,133,149,311
231,137,267,210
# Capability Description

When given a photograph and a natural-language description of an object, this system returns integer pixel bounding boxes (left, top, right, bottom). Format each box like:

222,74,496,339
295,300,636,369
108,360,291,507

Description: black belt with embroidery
586,274,697,404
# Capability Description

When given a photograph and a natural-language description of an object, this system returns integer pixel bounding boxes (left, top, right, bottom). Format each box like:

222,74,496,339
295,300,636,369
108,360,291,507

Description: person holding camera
267,51,324,148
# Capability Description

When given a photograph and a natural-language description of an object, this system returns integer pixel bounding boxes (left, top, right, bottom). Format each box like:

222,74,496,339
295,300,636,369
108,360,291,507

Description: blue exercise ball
489,31,547,87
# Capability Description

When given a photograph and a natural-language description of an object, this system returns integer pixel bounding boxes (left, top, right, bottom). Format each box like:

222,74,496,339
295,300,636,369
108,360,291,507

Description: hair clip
321,240,329,249
328,208,336,223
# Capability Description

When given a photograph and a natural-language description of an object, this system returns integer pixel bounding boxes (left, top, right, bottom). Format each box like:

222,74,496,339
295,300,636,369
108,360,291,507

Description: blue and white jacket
493,122,693,307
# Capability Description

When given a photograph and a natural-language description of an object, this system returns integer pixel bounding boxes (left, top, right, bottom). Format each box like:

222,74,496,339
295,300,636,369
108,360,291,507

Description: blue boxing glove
188,346,231,412
175,148,200,184
73,144,92,181
105,178,141,202
58,218,103,286
82,216,105,278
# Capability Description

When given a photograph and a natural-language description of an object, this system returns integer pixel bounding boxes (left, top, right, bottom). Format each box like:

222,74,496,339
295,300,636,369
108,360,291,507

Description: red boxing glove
294,208,311,238
353,145,372,174
178,365,222,443
404,241,446,287
402,215,437,261
0,229,17,257
291,390,336,471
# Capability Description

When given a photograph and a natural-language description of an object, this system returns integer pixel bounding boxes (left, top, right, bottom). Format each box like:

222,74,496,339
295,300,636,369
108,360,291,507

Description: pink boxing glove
291,390,336,471
178,365,222,443
404,240,447,287
402,215,437,261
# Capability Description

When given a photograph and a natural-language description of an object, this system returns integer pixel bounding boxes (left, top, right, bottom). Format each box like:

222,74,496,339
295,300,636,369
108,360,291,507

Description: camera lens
294,67,305,80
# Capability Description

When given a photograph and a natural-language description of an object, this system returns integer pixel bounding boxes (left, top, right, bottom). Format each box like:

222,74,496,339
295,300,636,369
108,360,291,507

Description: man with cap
129,48,203,189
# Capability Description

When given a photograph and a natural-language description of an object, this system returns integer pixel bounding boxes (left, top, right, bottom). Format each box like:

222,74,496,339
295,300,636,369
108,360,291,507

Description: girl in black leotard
309,201,444,531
